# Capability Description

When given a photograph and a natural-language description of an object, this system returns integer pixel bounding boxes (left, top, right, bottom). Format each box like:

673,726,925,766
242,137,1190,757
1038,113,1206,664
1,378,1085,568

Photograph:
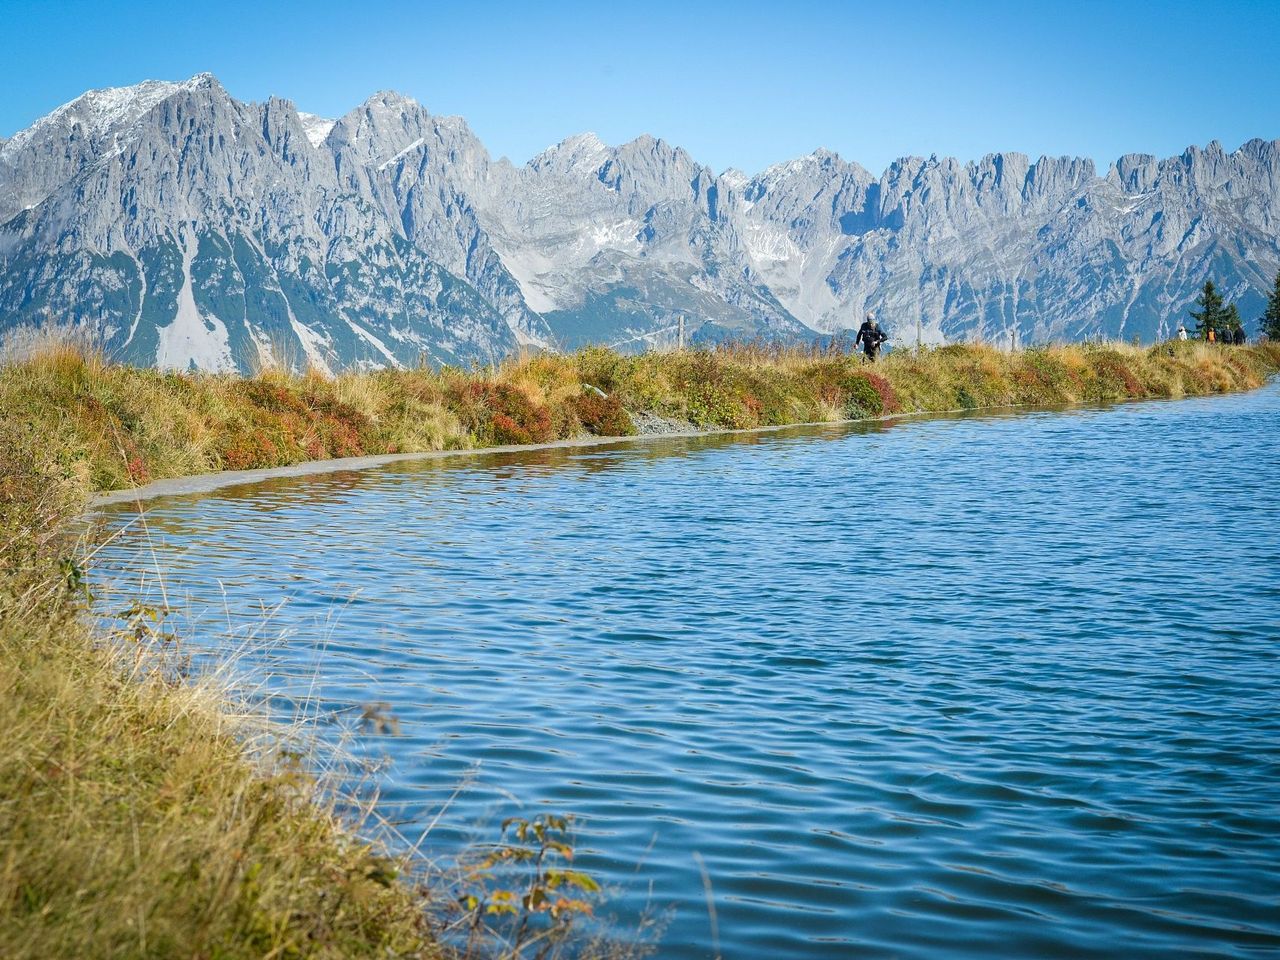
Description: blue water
93,386,1280,959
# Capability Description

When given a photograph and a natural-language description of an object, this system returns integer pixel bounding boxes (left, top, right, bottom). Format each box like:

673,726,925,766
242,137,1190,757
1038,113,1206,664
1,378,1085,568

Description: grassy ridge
1,337,1276,958
4,339,1277,493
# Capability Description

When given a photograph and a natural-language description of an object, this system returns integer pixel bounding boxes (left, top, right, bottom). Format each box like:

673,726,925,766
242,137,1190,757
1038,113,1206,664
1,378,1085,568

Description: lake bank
3,338,1278,958
6,339,1278,498
0,434,445,958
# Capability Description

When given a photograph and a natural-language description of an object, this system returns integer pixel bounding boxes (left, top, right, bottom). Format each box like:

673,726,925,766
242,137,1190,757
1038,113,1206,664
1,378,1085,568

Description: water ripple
93,386,1280,959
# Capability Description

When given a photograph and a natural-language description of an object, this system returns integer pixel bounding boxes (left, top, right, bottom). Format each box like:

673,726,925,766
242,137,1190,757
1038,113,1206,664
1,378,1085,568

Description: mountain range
1,73,1277,372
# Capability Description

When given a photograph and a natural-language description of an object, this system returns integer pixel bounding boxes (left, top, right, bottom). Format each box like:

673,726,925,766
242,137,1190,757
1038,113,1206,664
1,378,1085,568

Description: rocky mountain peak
528,132,610,175
1,74,1276,371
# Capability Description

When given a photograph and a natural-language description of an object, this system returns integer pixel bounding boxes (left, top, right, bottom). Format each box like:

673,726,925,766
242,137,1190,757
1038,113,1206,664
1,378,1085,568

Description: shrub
841,374,882,416
239,379,308,415
218,429,280,470
570,391,635,436
843,370,899,416
1085,350,1145,399
448,381,555,445
684,382,739,427
570,346,630,394
1013,350,1072,403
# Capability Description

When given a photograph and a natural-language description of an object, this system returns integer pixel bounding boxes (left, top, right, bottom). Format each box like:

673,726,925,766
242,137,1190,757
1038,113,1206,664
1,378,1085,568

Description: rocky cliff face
2,74,1277,371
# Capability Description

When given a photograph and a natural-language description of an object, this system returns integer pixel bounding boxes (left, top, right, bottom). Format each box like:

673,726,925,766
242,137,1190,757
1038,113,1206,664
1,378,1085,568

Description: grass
1,334,1276,958
2,338,1277,493
0,424,442,959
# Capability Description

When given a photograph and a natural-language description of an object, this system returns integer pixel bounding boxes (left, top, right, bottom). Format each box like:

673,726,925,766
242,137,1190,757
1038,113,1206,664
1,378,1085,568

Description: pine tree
1261,269,1280,341
1189,280,1227,340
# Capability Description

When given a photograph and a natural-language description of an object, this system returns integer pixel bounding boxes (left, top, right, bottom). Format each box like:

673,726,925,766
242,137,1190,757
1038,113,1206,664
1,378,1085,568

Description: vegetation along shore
6,338,1280,492
2,337,1278,959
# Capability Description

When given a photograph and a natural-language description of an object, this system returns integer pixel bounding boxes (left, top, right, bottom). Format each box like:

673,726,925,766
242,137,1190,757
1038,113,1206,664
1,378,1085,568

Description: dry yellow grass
0,427,443,959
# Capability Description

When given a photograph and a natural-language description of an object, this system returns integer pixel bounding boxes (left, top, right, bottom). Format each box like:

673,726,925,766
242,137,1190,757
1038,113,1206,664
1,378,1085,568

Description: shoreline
91,378,1275,509
90,412,909,507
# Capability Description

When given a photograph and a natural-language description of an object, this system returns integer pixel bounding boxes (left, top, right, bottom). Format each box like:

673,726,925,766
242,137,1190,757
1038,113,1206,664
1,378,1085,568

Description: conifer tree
1189,280,1227,340
1261,269,1280,341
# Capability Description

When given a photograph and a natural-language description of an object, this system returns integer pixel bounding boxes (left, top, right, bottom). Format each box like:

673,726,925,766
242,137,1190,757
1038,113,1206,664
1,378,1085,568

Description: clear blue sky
3,0,1278,176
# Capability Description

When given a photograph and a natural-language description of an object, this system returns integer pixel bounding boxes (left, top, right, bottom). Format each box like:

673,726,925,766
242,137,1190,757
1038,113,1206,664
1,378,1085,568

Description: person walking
855,312,888,361
1176,323,1189,342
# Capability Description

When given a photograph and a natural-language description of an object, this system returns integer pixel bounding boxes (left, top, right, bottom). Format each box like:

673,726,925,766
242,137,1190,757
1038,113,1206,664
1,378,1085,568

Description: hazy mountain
1,74,1276,372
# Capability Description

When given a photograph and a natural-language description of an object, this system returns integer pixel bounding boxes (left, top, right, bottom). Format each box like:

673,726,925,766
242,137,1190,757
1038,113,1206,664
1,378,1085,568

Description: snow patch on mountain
297,112,336,148
377,137,425,170
2,81,176,158
288,317,333,376
494,247,563,313
741,220,801,263
346,319,401,367
156,234,235,372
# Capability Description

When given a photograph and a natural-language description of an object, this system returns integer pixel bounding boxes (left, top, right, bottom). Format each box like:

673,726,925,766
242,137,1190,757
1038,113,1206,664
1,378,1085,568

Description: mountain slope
1,74,1277,371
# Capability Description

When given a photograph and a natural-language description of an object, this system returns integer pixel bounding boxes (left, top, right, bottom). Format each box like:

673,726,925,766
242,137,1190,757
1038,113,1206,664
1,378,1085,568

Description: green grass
1,334,1276,958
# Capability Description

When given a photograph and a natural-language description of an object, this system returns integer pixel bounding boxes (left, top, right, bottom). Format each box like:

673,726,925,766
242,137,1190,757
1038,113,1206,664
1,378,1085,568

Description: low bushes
1,338,1276,494
843,370,899,417
447,380,556,446
571,390,635,437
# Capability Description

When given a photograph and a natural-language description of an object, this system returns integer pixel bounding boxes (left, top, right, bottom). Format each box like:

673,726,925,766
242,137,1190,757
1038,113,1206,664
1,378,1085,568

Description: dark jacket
855,321,887,352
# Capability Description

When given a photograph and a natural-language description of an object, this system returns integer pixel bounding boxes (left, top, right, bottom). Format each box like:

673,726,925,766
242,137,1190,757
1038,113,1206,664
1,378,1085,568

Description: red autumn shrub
492,412,533,444
448,381,555,445
126,456,148,484
841,371,899,416
241,380,308,415
570,392,634,436
861,371,900,413
1088,353,1145,398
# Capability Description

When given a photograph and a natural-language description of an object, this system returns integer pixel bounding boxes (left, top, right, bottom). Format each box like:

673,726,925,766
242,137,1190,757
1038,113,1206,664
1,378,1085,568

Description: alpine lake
91,384,1280,959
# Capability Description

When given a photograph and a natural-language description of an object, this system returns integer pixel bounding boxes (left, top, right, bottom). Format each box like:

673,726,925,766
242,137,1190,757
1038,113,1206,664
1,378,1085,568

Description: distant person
1176,324,1189,341
855,313,888,361
1207,327,1216,344
1233,326,1246,346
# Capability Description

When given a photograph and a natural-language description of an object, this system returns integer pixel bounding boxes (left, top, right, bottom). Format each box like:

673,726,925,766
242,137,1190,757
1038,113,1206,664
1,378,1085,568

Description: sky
2,0,1278,176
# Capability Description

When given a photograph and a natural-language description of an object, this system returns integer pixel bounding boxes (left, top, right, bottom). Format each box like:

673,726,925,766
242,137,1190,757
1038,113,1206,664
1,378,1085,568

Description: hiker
1176,324,1189,341
855,312,888,361
1233,326,1247,346
1207,327,1216,344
